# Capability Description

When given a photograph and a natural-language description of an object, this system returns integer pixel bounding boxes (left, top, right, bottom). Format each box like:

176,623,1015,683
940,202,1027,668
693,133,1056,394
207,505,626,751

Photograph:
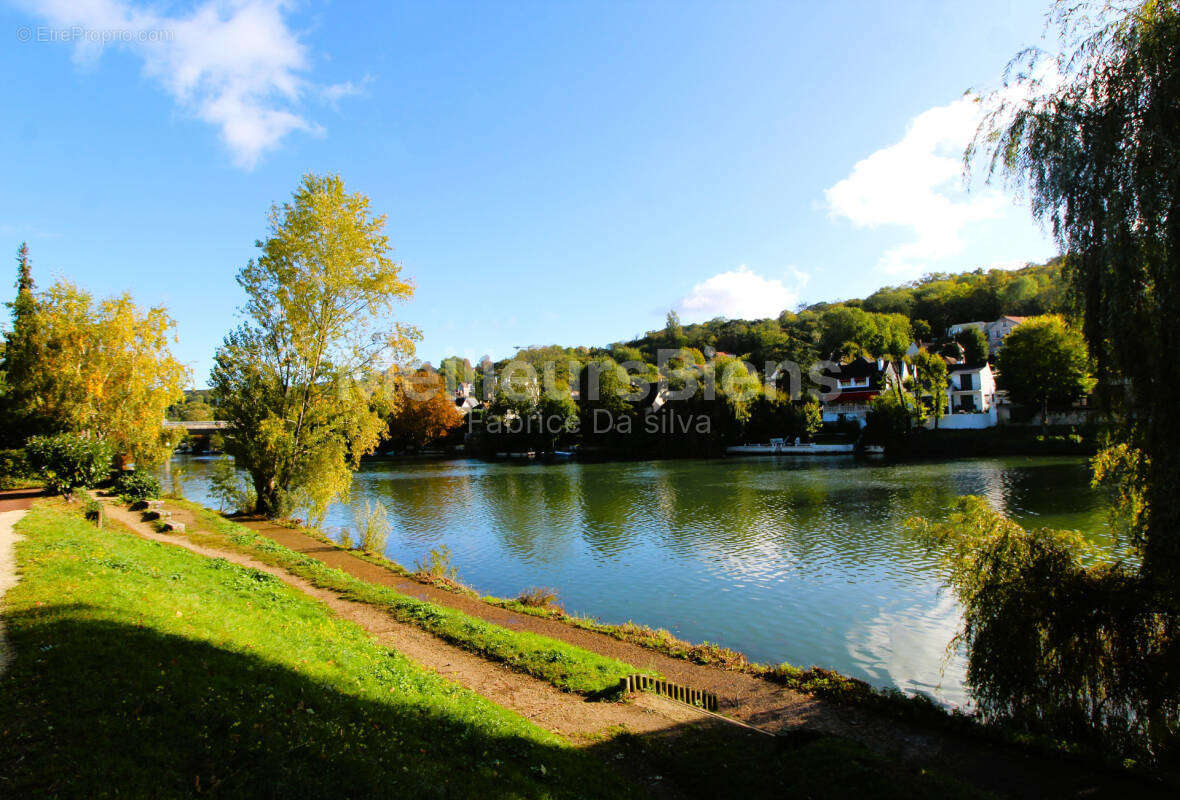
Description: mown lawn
170,499,646,696
0,502,639,799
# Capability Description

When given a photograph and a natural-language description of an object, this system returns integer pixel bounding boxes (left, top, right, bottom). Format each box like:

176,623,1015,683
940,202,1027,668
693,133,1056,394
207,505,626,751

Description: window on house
960,373,974,391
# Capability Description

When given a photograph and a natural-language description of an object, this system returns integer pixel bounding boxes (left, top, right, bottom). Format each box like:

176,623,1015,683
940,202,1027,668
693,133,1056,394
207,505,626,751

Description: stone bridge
163,420,229,452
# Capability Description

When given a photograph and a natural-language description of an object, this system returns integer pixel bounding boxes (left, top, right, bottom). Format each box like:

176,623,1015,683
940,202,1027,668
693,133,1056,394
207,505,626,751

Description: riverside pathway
97,499,716,745
93,496,1165,799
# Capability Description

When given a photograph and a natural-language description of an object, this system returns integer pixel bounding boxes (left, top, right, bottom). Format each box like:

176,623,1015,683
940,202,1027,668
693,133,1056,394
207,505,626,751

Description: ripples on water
170,454,1115,708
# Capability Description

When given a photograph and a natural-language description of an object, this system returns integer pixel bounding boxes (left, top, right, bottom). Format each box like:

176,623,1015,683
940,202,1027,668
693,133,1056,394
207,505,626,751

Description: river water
168,454,1117,708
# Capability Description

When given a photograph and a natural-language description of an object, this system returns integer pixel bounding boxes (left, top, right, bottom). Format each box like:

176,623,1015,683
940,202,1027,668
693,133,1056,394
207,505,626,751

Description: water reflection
169,454,1114,707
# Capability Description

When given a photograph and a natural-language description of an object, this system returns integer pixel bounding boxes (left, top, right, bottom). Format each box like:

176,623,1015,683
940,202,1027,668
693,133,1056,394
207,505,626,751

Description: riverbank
1,499,1009,799
124,495,1167,796
165,454,1116,707
897,427,1097,458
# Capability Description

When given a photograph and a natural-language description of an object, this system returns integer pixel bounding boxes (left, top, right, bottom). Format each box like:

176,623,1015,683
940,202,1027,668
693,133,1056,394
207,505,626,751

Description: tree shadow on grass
0,612,627,799
0,608,1160,800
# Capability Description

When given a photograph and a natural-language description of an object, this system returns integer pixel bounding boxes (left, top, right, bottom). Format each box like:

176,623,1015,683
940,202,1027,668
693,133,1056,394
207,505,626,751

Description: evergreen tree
0,243,42,445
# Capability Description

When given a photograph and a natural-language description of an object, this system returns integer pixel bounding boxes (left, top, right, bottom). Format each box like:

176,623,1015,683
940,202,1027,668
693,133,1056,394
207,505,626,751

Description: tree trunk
253,472,280,518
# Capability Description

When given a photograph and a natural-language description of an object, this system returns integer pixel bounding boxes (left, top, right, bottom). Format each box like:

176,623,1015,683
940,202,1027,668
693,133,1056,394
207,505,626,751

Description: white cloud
824,96,1005,276
23,0,353,168
321,75,374,108
676,266,804,321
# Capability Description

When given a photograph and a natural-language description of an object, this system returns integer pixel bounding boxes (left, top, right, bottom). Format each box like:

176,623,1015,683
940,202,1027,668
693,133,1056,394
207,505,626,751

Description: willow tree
972,0,1180,583
928,0,1180,757
212,173,416,519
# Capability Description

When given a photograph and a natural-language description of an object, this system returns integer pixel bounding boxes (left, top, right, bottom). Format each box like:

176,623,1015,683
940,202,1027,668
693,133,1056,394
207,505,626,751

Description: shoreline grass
160,498,650,696
169,500,1169,782
0,501,639,798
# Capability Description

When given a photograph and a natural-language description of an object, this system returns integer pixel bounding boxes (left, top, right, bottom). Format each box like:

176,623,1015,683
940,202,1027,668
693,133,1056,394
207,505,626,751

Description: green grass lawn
0,502,640,799
170,499,646,696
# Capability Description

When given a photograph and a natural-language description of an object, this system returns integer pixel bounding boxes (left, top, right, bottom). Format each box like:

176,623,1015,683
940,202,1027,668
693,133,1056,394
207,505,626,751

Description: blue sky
1,0,1057,386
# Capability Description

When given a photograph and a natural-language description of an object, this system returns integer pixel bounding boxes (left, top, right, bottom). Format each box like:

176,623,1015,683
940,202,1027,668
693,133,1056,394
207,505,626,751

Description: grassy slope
170,499,646,696
0,503,637,799
0,502,990,799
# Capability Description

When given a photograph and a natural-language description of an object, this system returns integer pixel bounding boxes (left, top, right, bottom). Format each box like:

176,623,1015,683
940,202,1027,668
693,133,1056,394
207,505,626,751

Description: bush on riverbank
113,469,161,502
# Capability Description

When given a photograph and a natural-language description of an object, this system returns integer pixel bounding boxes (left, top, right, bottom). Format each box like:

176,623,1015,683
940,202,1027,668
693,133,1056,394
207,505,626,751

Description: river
167,454,1118,708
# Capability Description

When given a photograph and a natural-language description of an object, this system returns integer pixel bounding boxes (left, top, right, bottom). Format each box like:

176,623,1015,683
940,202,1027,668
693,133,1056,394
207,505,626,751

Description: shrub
113,470,161,502
414,545,457,581
25,434,114,498
516,587,559,609
353,499,390,553
83,498,103,526
0,449,31,490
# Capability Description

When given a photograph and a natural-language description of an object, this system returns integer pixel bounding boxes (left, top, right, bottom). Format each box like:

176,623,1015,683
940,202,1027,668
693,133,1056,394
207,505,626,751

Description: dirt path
239,518,910,747
98,500,715,745
0,489,38,679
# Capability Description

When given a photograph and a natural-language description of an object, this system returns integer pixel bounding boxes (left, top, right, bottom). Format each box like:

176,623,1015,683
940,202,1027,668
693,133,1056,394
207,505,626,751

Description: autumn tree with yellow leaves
0,249,188,465
212,173,417,520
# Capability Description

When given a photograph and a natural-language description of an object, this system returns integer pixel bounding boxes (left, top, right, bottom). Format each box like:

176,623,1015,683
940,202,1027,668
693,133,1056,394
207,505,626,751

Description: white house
947,361,996,413
947,321,986,337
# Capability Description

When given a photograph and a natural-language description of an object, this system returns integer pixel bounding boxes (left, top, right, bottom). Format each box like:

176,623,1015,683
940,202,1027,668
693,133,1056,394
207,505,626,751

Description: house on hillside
455,395,480,415
946,316,1028,356
820,357,901,428
984,316,1026,354
947,321,986,337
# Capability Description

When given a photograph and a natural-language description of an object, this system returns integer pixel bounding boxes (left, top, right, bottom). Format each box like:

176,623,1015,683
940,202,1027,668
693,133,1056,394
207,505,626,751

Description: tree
946,0,1180,757
177,400,217,421
212,173,416,520
664,310,686,349
535,389,578,452
954,326,989,364
5,280,187,465
997,316,1092,435
386,368,463,451
864,389,916,454
912,349,948,428
973,1,1180,577
438,356,475,395
0,243,41,445
817,306,912,360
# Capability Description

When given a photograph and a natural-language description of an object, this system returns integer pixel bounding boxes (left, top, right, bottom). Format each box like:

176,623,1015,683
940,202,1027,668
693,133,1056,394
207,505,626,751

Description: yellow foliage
21,281,188,465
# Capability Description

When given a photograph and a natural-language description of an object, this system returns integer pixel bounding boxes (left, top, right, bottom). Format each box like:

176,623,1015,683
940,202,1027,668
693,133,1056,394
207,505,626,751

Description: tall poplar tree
212,173,417,519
